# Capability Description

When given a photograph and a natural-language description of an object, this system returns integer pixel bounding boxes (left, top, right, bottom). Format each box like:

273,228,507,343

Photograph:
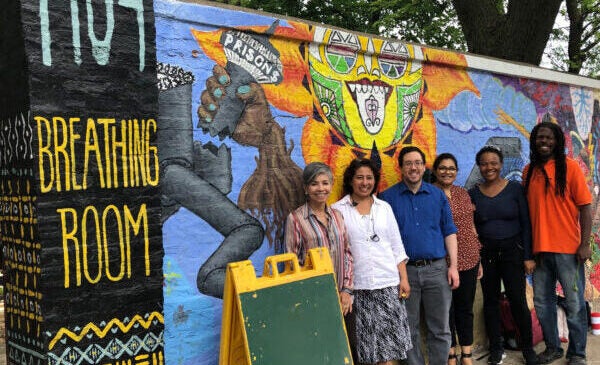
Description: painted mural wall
3,0,600,365
154,1,600,364
1,0,164,364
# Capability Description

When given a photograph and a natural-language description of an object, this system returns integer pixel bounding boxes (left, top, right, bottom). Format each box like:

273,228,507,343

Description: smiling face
305,173,333,205
351,166,376,199
434,158,458,187
401,151,426,186
535,126,557,161
477,152,503,183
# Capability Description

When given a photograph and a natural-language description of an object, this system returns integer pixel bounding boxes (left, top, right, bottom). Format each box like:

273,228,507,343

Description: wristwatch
340,287,354,296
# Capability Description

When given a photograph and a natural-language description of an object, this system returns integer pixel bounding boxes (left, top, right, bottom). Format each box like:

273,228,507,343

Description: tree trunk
452,0,562,65
566,0,584,74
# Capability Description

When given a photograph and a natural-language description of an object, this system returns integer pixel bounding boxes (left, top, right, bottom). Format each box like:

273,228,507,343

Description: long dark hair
342,159,381,196
524,120,566,197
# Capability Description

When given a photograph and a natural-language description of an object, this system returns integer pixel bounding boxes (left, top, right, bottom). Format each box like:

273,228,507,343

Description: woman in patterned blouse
283,162,354,315
432,153,482,365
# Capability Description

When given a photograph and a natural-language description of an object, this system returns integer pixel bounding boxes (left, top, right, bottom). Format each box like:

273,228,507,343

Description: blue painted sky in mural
434,71,538,133
433,71,536,186
162,251,222,365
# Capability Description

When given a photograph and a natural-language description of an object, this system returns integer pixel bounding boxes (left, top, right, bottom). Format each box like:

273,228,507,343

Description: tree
210,0,599,78
451,0,562,66
222,0,381,34
373,0,466,52
546,0,600,77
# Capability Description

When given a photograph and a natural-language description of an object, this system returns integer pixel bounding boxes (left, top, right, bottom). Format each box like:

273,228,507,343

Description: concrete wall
2,1,600,365
154,1,600,364
1,0,164,364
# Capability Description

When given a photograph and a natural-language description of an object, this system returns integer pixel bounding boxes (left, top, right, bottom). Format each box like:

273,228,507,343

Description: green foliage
373,0,466,51
232,0,380,34
545,0,600,78
211,0,466,50
209,0,598,78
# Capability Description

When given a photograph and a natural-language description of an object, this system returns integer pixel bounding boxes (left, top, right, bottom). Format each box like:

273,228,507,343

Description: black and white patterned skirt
354,286,412,364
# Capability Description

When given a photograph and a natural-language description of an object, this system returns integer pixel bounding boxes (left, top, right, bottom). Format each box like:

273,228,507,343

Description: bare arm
397,261,410,299
445,233,460,289
577,204,593,262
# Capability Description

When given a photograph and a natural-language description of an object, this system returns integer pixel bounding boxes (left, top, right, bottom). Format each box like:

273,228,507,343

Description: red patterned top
448,185,481,271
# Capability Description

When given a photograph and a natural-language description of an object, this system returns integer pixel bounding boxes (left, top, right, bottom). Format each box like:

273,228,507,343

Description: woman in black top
468,146,536,365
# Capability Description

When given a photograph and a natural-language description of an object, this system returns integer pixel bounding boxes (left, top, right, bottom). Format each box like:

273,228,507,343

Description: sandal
448,353,458,365
460,353,473,365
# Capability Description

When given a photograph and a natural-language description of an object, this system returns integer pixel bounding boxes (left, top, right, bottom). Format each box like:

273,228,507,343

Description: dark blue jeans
533,253,587,358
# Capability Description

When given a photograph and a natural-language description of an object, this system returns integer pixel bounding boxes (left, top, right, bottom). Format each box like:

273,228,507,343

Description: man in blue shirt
380,146,459,365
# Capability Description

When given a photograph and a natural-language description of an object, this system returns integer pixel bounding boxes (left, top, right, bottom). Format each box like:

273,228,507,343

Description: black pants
450,264,479,347
481,245,533,351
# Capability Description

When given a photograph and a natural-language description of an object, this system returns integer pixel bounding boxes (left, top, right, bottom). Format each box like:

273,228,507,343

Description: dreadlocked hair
524,120,567,197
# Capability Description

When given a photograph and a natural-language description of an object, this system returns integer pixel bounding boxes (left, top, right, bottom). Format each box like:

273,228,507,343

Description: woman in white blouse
332,158,412,365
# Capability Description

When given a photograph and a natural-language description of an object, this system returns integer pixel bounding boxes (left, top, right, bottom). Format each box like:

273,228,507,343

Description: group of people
283,121,593,365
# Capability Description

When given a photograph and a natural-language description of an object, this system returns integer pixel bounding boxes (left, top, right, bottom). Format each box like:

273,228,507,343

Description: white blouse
332,194,408,290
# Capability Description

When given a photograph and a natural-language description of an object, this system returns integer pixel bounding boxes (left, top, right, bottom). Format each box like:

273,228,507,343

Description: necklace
358,207,379,242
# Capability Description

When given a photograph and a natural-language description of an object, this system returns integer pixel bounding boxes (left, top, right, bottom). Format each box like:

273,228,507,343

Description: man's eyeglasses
404,160,424,168
437,167,457,173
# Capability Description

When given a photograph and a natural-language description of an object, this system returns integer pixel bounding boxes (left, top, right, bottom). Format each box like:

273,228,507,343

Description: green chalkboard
239,273,352,365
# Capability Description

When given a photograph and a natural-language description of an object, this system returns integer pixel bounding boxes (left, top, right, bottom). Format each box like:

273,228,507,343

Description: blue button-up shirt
379,181,457,260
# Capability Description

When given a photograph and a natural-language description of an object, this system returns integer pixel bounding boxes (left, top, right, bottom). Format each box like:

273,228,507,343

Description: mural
0,113,43,364
2,0,164,364
2,1,600,365
154,1,600,364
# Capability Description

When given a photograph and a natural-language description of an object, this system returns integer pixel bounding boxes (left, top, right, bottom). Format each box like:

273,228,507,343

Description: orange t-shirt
523,158,592,254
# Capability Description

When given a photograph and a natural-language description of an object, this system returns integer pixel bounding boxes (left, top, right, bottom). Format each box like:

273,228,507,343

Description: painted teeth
348,83,390,94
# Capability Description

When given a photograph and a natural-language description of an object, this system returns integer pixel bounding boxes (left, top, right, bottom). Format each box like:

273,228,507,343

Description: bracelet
340,287,354,296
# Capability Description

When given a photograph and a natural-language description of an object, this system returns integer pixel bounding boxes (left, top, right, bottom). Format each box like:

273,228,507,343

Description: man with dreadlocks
523,119,593,365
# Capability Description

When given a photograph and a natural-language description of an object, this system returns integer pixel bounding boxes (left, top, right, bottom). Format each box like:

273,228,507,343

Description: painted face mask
308,28,423,156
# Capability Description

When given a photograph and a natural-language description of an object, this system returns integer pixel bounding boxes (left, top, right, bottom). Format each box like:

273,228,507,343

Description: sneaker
523,348,537,365
536,348,564,364
567,356,586,365
488,350,506,365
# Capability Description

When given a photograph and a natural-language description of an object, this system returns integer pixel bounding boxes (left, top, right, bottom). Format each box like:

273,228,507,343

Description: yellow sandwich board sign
219,247,353,365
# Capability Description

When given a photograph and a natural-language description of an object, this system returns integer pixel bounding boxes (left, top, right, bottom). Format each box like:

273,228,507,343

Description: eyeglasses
403,160,424,168
437,167,457,173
